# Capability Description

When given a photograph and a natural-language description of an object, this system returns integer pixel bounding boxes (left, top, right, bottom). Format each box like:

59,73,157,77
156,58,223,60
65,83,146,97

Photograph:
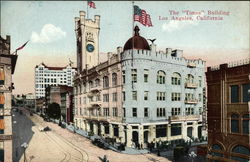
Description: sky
1,1,249,94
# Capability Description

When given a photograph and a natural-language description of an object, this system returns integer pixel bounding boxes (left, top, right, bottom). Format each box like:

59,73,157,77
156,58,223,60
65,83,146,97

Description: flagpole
87,1,89,19
132,1,134,67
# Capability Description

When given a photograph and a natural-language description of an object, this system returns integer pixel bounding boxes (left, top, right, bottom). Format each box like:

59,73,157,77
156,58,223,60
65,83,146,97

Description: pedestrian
157,149,160,156
140,143,143,149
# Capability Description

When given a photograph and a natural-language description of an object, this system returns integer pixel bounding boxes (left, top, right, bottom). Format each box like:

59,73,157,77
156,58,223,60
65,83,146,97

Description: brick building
206,60,250,162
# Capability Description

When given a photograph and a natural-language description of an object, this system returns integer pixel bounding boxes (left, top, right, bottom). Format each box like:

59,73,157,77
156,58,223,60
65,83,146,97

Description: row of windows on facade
210,144,250,162
75,92,203,104
230,84,250,103
36,78,71,84
74,70,203,94
128,70,203,86
127,92,203,102
76,121,185,138
37,67,73,72
230,113,249,134
76,107,203,118
35,73,70,77
35,82,70,88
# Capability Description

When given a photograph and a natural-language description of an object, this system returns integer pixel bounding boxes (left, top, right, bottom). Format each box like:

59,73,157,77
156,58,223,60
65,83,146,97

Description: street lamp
21,142,28,162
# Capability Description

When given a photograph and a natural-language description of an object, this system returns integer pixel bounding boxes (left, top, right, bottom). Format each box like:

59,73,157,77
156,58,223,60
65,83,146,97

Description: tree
47,103,61,120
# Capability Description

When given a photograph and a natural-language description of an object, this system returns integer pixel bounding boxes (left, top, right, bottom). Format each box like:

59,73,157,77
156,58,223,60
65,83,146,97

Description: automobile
43,126,51,131
39,126,51,132
92,138,108,149
43,116,50,122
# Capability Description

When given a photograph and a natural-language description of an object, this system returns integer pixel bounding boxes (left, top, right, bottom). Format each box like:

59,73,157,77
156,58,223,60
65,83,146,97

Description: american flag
88,0,96,9
16,41,29,51
133,5,153,27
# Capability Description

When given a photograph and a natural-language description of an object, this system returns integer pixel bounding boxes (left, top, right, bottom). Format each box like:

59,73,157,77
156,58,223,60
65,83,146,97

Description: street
13,108,170,162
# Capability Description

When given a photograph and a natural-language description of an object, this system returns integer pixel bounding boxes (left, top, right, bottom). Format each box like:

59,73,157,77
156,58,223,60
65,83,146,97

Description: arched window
211,144,223,157
95,79,100,87
78,84,81,94
186,74,194,83
83,83,86,93
172,72,181,85
212,144,222,150
231,113,239,133
243,114,250,134
112,73,117,86
232,145,250,155
89,81,93,89
103,76,109,88
157,70,166,84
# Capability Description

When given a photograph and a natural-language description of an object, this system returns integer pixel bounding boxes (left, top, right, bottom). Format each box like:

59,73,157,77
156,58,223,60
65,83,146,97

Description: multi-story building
35,97,45,114
206,60,250,162
24,93,36,111
45,85,73,121
60,86,73,123
0,35,18,162
35,63,76,99
73,11,206,147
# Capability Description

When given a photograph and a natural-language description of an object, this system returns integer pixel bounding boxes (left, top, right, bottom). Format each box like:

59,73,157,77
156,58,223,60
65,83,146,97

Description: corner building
73,11,206,147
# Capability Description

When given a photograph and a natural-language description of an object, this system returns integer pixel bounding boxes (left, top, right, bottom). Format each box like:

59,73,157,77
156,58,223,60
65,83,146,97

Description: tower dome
123,26,150,51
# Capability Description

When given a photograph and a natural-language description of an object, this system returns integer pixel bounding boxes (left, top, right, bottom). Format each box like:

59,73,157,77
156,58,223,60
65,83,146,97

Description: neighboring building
73,11,206,148
36,97,45,114
24,93,35,111
0,35,18,162
206,60,250,162
35,63,76,99
60,87,73,123
45,85,73,121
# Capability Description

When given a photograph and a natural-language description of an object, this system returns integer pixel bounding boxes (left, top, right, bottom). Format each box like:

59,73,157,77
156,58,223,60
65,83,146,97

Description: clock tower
75,11,100,72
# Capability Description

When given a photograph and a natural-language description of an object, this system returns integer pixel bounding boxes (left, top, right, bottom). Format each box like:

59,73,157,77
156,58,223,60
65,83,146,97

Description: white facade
73,11,207,148
35,63,76,99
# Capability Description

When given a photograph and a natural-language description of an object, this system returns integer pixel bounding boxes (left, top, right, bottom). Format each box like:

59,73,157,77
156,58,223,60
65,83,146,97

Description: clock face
86,44,94,52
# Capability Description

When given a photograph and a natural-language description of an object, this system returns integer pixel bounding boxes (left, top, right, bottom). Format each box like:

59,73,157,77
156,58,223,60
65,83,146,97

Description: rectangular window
132,91,137,100
104,124,109,134
156,125,167,138
172,93,181,101
132,108,137,117
103,94,109,102
157,108,166,117
231,85,239,103
144,91,148,100
171,107,181,116
185,107,194,115
157,92,166,101
103,108,109,116
122,70,125,84
199,107,202,115
0,67,5,85
0,116,4,134
242,84,250,102
123,107,126,117
112,107,118,117
171,124,182,136
131,69,137,83
199,94,202,102
112,93,117,102
0,93,5,109
185,93,194,101
122,91,126,101
144,107,149,117
199,76,202,87
144,69,149,83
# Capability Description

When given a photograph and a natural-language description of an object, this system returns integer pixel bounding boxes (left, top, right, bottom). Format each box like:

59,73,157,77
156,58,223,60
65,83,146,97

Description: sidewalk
55,120,151,155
